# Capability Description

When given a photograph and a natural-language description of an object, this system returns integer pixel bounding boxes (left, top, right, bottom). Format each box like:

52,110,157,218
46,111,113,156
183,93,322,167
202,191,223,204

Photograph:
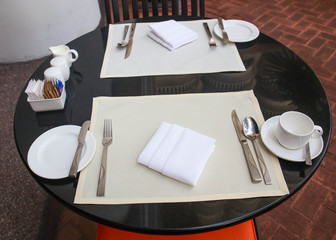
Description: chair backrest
104,0,205,24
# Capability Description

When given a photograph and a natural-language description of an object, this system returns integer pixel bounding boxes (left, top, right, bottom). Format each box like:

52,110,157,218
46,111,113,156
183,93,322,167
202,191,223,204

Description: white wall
0,0,102,63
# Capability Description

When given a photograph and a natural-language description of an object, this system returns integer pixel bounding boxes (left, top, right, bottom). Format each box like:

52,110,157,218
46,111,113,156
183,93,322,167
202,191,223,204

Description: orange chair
96,219,259,240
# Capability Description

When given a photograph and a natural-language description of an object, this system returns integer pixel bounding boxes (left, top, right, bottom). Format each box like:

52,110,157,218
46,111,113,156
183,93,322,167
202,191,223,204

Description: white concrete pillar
0,0,101,63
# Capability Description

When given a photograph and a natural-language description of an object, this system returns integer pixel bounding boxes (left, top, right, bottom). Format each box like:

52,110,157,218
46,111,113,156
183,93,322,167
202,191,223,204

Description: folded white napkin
138,122,216,186
147,20,199,51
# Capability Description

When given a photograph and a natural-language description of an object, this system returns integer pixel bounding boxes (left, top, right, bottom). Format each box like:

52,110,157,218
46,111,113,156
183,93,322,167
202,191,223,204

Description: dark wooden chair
104,0,205,24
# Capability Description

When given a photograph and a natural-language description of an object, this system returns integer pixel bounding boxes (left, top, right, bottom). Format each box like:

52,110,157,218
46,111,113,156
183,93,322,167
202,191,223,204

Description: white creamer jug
49,45,78,67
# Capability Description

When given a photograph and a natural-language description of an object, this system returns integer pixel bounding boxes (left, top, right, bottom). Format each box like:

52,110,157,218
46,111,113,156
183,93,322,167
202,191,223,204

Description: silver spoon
242,117,272,185
305,142,312,165
117,25,129,47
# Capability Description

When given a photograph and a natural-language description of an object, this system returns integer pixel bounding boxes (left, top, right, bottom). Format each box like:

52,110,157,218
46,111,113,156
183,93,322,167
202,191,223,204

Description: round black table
14,17,331,234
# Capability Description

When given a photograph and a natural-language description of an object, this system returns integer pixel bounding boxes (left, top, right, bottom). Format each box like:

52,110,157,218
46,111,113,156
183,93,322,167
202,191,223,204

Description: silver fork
203,22,216,47
97,119,113,197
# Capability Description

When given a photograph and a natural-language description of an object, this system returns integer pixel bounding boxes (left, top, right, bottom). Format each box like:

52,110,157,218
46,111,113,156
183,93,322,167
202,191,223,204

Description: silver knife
125,22,136,59
69,120,91,178
231,110,262,183
217,17,229,43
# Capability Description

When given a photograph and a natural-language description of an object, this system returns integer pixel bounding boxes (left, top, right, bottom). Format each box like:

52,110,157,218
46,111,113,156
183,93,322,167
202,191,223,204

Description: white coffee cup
50,56,70,81
44,67,65,84
49,45,78,67
276,111,323,150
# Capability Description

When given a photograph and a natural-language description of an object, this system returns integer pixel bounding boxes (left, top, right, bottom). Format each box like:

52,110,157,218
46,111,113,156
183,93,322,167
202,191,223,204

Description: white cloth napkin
147,20,199,51
138,122,216,186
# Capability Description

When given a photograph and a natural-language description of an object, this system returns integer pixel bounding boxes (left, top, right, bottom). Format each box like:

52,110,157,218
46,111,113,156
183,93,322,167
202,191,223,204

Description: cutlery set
117,25,129,47
232,110,272,185
118,23,136,59
242,117,272,184
203,17,229,47
68,119,113,196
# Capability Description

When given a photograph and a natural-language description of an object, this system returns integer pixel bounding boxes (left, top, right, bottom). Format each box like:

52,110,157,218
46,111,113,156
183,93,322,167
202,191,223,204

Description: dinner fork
203,22,216,47
97,119,113,197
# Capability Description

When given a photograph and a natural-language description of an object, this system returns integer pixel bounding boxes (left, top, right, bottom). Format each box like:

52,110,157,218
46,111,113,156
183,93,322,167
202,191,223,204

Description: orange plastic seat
96,219,258,240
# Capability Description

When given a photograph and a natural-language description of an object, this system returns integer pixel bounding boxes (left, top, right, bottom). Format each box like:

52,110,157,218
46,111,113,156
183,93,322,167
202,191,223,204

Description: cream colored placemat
100,19,246,78
75,90,288,204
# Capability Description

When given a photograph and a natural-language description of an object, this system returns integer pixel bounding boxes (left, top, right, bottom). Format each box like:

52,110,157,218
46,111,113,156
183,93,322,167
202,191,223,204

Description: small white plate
27,125,96,179
260,116,323,162
214,19,260,42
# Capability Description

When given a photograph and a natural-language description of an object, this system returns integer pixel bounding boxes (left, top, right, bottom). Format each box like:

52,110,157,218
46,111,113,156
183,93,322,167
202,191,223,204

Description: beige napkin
138,122,216,186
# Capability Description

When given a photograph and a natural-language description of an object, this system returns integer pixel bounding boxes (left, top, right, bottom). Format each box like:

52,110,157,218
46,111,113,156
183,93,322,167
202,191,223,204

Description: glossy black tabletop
14,17,331,234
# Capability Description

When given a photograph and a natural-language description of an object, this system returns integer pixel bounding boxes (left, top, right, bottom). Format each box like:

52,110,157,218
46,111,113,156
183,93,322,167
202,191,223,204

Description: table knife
69,120,91,178
125,22,136,59
231,110,262,183
217,17,229,43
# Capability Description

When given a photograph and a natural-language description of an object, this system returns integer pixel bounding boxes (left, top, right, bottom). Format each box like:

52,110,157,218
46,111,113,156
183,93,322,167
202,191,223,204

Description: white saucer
260,116,323,162
27,125,96,179
214,19,260,42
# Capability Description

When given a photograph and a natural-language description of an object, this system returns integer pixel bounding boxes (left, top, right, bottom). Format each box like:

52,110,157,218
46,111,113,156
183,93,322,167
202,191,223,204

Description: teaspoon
305,143,312,165
117,25,129,47
242,117,272,185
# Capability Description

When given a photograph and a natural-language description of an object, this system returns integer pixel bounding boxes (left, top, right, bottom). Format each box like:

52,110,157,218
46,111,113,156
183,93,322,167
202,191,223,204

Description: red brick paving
55,0,336,239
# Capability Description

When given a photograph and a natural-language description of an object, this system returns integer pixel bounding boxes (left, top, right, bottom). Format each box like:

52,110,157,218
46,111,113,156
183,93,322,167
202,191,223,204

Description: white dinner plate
260,116,323,162
214,19,260,42
27,125,96,179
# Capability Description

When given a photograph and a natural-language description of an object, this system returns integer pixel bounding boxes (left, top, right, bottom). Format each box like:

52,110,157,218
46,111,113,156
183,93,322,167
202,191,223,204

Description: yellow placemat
100,19,246,78
75,90,288,204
